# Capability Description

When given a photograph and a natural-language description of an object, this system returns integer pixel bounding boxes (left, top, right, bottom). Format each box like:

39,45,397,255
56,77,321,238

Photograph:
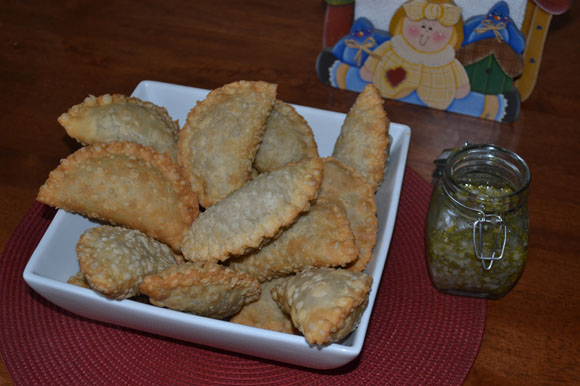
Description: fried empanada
319,157,378,272
227,198,358,282
37,141,199,251
181,157,323,263
253,100,318,173
77,225,179,299
271,267,373,346
178,80,277,207
67,271,90,289
230,277,297,334
332,84,390,192
58,94,180,161
139,261,261,319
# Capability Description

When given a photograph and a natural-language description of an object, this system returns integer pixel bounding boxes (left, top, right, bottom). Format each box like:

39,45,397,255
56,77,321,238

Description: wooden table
1,1,578,384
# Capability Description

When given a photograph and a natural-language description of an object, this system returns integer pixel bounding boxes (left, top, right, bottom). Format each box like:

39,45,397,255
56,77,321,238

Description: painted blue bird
462,1,526,54
331,17,389,68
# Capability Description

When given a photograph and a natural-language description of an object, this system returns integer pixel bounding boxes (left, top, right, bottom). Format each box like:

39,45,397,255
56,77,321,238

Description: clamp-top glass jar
426,144,531,299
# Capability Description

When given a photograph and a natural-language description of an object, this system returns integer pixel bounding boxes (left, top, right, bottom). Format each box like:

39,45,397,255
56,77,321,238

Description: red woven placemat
0,168,485,385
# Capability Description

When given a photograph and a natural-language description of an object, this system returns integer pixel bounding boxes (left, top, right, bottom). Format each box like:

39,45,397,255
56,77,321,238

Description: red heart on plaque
386,67,406,87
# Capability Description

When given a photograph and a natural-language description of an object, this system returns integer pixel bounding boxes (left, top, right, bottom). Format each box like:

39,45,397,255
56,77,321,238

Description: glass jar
426,144,531,299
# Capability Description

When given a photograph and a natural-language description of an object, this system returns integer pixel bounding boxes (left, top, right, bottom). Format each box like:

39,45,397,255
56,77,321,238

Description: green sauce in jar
426,145,531,299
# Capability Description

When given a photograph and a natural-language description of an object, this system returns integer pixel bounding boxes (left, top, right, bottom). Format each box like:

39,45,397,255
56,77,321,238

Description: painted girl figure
361,0,469,111
350,0,519,122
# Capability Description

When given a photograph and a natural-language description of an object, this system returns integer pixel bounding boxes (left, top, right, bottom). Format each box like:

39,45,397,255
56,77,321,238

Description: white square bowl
23,81,411,369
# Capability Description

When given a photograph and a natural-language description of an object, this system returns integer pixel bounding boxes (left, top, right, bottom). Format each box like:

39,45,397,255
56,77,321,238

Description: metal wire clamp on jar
426,144,531,299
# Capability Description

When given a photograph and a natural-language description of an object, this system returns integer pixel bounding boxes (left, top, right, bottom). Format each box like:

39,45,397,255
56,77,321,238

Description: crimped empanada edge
321,157,378,272
177,80,278,207
37,141,199,249
58,94,180,136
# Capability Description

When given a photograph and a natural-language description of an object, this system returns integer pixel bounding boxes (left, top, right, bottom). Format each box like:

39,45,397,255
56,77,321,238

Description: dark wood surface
1,1,578,384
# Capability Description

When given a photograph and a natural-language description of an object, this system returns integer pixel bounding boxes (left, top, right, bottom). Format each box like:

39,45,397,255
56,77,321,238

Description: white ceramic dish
23,80,411,369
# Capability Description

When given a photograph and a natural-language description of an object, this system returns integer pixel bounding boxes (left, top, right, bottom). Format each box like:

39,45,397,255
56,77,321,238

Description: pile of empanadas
37,81,390,346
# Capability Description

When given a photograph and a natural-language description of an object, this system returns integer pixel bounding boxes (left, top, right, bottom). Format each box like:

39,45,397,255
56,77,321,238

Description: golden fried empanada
37,141,199,251
319,157,378,272
227,198,357,282
230,277,297,334
58,94,180,161
67,271,90,289
77,225,179,299
178,81,277,207
254,100,318,173
139,261,261,319
332,84,390,192
271,267,373,346
181,157,323,263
